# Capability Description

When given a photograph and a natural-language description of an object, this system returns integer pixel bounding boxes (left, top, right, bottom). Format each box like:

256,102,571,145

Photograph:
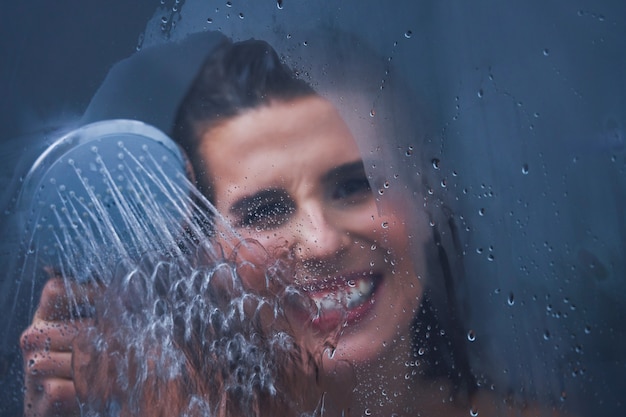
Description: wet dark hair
171,38,315,202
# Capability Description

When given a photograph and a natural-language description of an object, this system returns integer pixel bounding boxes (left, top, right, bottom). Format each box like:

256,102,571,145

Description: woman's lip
302,272,383,331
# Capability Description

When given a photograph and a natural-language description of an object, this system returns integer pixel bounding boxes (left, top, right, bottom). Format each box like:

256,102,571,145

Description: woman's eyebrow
322,160,366,183
229,188,290,215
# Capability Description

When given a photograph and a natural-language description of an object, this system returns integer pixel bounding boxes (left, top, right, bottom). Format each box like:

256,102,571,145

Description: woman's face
198,96,428,364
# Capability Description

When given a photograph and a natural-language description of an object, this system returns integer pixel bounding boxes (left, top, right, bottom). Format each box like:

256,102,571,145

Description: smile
300,271,382,329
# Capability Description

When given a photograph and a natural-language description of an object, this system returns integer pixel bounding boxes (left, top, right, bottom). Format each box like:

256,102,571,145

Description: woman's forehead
201,97,358,155
198,97,364,199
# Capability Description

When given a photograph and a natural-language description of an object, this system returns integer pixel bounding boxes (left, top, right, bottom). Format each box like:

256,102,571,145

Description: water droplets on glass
507,292,515,306
467,330,476,342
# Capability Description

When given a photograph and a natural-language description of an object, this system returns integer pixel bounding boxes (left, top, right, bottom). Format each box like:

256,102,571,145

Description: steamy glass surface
1,1,624,416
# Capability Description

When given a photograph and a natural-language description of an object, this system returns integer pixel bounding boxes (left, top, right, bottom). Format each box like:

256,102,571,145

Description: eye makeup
229,188,295,229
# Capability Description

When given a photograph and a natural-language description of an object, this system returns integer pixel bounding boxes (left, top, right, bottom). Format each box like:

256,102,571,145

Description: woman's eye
231,189,295,230
240,200,295,230
332,176,372,203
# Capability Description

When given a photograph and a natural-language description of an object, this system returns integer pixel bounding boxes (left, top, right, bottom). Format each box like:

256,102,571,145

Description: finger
34,277,101,322
21,319,88,352
24,351,73,380
24,378,79,417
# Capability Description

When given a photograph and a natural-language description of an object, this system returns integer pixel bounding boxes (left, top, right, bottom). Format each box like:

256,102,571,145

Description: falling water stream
10,120,348,417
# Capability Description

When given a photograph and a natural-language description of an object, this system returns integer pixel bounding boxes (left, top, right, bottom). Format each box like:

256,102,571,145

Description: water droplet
381,221,389,229
276,0,284,9
238,12,244,19
487,254,494,261
507,292,515,306
543,48,550,56
543,330,551,340
226,1,232,7
364,409,372,416
207,17,213,23
477,89,484,98
405,146,413,156
470,407,479,416
370,244,377,251
478,208,485,216
404,30,412,39
58,185,66,192
431,158,440,169
467,330,476,342
522,164,529,175
369,109,376,117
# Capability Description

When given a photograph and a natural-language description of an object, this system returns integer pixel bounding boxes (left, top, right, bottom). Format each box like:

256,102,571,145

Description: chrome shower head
18,119,190,282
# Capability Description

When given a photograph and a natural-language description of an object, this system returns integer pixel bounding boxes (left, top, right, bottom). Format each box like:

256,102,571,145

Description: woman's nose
290,204,349,261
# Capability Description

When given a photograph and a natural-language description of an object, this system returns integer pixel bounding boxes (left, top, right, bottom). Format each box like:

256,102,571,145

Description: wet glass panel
1,1,624,416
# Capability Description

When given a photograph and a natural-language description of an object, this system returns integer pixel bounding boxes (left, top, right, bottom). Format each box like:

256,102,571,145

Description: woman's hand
20,275,96,417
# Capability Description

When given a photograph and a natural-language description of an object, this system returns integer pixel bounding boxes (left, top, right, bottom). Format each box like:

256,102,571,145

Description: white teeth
311,277,375,312
358,279,373,294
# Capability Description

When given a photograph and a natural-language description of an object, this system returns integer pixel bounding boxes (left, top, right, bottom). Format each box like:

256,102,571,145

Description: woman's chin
322,276,419,367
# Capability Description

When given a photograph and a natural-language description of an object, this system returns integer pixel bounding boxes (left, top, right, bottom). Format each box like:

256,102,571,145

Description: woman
21,36,561,416
168,37,484,416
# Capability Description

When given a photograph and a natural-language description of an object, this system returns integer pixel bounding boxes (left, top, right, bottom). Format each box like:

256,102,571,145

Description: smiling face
198,95,428,365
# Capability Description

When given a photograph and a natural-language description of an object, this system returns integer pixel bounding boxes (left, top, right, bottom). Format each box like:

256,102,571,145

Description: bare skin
21,275,98,417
